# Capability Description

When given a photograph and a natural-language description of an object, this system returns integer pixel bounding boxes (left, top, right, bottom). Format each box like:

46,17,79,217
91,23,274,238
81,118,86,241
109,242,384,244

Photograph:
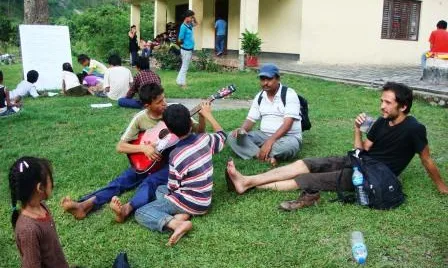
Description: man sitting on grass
62,83,172,220
226,82,448,211
135,103,226,246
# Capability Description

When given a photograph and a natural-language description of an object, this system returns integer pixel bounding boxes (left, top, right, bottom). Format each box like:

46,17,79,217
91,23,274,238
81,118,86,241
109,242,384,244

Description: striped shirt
165,131,227,215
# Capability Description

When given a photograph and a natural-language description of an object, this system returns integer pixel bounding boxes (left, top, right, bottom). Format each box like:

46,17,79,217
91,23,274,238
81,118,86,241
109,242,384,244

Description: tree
24,0,49,24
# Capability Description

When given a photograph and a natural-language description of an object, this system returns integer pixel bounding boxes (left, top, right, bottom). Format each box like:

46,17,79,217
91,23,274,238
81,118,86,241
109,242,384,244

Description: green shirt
121,110,160,142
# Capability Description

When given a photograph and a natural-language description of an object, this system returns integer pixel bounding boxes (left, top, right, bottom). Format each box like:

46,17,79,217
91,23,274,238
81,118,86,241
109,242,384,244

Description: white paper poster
19,25,72,90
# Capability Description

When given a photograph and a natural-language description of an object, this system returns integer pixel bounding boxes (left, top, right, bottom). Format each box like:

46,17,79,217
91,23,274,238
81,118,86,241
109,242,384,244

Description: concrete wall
258,0,301,54
300,0,448,65
227,0,241,50
166,0,188,23
201,0,215,49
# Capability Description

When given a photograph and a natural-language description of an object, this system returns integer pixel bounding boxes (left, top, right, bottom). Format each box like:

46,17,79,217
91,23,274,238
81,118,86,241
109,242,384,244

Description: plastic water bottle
351,231,368,264
352,167,369,206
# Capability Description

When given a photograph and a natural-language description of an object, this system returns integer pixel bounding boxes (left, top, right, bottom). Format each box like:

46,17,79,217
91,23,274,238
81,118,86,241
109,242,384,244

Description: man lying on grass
135,103,226,246
226,82,448,210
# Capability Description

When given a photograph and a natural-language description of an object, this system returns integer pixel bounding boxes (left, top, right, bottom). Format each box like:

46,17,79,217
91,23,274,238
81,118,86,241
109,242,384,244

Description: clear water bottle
352,167,369,206
351,231,368,264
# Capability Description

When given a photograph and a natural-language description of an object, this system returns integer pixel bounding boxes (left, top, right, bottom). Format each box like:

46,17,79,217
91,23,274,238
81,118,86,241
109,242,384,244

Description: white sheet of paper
90,103,113,108
20,25,72,91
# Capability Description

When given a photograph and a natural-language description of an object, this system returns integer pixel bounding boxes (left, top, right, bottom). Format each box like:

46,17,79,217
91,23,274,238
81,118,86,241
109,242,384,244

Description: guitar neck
189,96,215,116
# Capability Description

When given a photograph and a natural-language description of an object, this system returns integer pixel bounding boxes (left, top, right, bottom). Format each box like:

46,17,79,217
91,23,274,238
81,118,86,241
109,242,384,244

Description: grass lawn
0,63,447,267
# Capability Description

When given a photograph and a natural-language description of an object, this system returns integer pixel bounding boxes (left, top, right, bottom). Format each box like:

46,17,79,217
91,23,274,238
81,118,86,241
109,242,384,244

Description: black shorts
295,156,354,192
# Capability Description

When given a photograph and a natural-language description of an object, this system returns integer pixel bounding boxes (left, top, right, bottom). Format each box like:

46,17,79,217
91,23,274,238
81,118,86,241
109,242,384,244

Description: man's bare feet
61,196,87,220
167,221,192,246
110,196,126,223
226,159,250,194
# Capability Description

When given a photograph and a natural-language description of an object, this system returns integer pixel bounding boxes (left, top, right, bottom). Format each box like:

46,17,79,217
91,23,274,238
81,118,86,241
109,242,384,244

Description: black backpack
336,150,405,210
257,85,311,131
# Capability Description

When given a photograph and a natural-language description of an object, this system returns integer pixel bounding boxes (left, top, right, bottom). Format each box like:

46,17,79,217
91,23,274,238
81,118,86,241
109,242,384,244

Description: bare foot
110,196,125,223
174,214,191,221
269,158,278,167
167,221,192,246
60,196,87,220
226,159,249,194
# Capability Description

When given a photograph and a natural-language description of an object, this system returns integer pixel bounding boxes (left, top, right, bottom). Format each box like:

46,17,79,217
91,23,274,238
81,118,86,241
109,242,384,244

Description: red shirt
126,69,161,98
429,29,448,53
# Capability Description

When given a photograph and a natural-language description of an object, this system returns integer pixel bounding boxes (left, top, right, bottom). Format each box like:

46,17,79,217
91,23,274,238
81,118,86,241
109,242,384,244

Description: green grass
0,63,447,267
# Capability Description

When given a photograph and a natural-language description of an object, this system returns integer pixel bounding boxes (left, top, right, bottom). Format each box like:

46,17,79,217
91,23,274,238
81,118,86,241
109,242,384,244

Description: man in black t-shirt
225,82,448,210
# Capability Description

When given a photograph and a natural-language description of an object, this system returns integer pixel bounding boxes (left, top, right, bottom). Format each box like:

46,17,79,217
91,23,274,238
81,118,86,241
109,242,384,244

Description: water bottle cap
357,257,366,264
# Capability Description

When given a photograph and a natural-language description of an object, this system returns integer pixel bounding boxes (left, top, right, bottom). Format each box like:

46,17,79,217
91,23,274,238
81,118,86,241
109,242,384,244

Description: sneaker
278,190,320,211
0,106,20,117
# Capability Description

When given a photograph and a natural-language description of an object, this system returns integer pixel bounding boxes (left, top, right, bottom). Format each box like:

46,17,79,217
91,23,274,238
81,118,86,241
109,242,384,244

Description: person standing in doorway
215,17,227,56
129,25,139,67
176,10,198,89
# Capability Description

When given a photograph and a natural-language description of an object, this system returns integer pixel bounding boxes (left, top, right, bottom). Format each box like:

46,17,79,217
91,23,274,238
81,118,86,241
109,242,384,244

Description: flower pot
245,55,258,67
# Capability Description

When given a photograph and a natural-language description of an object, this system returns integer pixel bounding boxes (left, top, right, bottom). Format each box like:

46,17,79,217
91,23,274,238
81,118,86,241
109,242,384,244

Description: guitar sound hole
159,129,170,139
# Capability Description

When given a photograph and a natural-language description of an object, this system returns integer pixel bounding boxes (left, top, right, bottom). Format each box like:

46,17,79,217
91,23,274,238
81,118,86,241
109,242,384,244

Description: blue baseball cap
258,63,280,78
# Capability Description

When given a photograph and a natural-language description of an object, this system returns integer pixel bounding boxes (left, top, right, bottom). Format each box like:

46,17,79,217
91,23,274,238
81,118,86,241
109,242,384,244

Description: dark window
381,0,421,41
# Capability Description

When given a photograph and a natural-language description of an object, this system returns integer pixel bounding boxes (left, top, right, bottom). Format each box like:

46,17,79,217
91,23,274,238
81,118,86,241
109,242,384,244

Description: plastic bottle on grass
352,167,369,206
351,231,367,264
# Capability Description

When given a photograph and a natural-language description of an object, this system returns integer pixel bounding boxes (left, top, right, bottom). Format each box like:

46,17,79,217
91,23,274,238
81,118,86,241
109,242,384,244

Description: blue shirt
215,19,227,36
178,23,195,50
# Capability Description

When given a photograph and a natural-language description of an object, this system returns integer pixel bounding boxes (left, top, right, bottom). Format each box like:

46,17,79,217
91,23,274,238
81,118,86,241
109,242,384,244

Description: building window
381,0,421,41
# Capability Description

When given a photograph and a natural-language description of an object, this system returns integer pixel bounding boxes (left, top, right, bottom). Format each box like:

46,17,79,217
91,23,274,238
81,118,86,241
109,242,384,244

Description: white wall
258,0,302,54
300,0,448,65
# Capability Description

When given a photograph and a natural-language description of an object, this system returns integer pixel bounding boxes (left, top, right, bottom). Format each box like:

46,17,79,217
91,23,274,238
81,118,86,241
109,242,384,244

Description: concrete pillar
239,0,259,70
190,0,203,50
154,0,167,38
130,4,141,41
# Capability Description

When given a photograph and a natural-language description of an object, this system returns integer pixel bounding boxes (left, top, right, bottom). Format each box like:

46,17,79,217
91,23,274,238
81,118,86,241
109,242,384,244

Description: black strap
257,85,288,106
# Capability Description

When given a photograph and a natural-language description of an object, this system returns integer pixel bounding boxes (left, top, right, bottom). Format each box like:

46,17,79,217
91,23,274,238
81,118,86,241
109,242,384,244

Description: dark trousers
78,165,169,212
117,97,143,109
130,51,138,66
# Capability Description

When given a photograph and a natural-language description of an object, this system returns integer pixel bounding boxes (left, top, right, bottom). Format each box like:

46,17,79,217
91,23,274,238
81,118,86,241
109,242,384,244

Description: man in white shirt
103,55,133,100
8,70,40,104
228,63,302,166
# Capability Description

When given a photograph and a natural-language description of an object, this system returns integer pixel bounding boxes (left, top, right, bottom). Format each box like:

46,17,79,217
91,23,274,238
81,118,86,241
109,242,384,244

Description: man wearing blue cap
228,63,302,166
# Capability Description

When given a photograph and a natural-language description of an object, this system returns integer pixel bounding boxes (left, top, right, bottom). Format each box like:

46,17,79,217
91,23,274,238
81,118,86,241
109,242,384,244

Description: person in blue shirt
176,10,198,89
215,17,227,56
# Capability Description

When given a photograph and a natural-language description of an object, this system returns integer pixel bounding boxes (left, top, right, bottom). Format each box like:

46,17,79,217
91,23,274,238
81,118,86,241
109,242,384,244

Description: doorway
215,0,229,54
175,4,189,38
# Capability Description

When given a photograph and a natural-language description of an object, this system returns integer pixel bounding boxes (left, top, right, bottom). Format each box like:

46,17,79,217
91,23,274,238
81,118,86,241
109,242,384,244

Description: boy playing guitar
61,83,194,221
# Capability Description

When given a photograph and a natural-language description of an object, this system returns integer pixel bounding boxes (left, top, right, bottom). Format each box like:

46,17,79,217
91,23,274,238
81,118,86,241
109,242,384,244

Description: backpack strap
280,85,287,106
257,91,263,106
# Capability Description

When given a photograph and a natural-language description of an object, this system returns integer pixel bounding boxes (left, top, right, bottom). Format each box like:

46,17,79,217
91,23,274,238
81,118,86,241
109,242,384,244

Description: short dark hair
108,54,122,66
163,104,191,137
136,56,150,70
62,62,74,72
77,54,90,64
139,83,164,105
437,20,447,29
184,10,195,19
131,25,136,29
0,70,3,81
27,70,39,83
382,82,413,114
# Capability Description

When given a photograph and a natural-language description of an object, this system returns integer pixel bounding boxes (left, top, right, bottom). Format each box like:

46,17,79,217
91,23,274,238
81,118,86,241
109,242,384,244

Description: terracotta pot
245,55,258,67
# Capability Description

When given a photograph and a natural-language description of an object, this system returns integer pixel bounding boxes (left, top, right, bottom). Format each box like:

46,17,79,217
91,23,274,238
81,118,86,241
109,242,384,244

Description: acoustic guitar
128,84,237,174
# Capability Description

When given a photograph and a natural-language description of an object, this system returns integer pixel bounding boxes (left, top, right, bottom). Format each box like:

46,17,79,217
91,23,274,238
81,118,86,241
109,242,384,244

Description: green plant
192,50,222,72
240,29,262,56
152,45,181,70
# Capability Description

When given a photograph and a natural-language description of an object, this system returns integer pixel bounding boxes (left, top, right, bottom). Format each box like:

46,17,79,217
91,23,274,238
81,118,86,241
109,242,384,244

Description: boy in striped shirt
135,102,226,246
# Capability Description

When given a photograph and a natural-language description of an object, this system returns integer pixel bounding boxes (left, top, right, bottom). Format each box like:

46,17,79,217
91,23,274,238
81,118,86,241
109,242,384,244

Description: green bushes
54,4,154,62
192,50,222,72
152,45,182,70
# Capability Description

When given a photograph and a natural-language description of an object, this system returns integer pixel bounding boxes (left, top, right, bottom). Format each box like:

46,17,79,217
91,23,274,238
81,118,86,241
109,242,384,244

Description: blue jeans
78,166,168,213
135,185,187,232
216,35,225,54
130,51,138,66
118,97,143,109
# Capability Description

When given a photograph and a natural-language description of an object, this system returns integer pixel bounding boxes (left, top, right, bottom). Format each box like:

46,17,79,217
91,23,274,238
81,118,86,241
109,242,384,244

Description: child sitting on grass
8,157,69,268
135,102,226,246
0,70,40,113
62,62,89,96
0,70,20,116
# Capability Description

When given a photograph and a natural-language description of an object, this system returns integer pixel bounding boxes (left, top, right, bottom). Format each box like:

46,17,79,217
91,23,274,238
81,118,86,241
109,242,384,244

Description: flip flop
225,157,236,192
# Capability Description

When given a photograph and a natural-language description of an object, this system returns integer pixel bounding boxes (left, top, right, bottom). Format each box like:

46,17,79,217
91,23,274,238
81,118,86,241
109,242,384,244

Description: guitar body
127,85,237,174
128,121,179,174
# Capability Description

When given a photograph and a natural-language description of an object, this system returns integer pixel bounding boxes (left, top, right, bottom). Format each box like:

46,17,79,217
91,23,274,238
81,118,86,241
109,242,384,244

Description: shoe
278,190,320,211
0,106,20,118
